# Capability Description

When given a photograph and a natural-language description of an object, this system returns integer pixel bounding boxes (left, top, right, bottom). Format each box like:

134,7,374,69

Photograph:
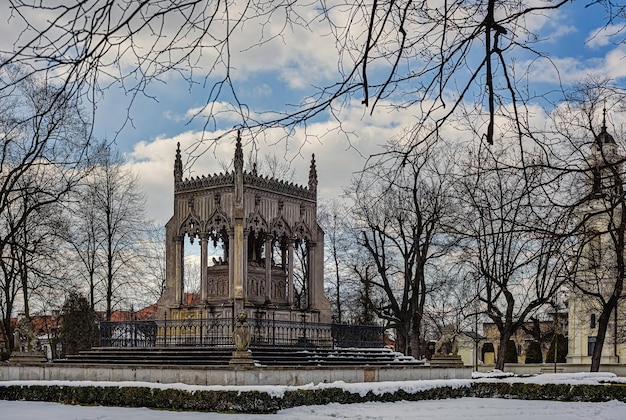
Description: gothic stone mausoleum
157,135,331,328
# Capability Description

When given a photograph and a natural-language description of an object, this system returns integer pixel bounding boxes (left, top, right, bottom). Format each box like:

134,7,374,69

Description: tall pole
553,297,558,373
233,132,245,314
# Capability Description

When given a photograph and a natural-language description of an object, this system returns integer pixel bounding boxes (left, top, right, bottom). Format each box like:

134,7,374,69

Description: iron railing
98,317,384,349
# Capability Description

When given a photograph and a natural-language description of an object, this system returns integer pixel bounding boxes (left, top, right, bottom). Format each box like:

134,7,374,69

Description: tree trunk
3,316,13,352
333,241,341,324
590,301,615,372
495,330,512,371
410,325,422,359
395,324,410,355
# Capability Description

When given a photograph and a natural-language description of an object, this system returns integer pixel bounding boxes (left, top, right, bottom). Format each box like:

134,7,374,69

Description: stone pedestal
229,350,255,366
430,354,464,368
9,351,47,364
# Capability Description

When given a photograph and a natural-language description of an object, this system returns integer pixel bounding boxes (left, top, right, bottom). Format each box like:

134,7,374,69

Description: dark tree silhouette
59,292,99,357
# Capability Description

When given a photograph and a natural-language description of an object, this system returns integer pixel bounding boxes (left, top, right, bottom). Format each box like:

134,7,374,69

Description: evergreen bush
504,340,518,363
545,333,567,363
1,381,626,412
524,341,543,364
59,292,99,357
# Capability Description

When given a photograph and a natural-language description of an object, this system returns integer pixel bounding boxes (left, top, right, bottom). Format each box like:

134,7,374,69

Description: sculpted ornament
232,311,251,351
434,325,459,356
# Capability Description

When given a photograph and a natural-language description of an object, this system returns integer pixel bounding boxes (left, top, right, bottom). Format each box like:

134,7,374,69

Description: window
588,336,596,357
590,313,596,329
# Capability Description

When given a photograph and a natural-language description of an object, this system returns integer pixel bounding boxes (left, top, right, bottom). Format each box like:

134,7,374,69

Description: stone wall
0,363,471,386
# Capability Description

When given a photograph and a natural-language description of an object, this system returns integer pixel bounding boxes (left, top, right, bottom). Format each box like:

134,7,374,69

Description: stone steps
56,346,424,367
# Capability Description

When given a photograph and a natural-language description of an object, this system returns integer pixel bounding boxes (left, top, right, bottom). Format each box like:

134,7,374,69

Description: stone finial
308,154,318,192
234,131,244,208
234,130,244,171
174,142,183,183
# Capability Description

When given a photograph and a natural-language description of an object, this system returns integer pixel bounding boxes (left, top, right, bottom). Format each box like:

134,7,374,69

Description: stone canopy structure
158,133,331,324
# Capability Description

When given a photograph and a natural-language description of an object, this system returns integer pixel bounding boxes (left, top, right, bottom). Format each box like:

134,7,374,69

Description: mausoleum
157,133,331,327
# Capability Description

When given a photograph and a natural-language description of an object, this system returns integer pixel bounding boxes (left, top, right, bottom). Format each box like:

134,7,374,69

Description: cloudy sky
4,1,626,224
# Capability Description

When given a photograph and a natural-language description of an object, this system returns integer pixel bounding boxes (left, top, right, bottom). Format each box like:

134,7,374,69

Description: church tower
567,111,625,364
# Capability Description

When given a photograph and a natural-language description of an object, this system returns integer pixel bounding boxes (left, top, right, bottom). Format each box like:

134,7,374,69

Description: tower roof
596,109,616,146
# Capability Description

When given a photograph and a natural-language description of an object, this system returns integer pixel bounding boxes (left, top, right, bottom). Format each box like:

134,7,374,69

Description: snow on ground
2,398,626,420
2,372,626,419
473,370,626,385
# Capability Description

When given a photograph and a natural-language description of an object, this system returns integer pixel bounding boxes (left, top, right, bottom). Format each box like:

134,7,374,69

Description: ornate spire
234,130,244,209
234,130,244,171
174,142,183,183
308,153,318,193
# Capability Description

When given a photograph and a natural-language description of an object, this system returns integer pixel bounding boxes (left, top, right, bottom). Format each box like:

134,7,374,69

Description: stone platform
0,362,470,386
429,355,464,368
8,351,47,364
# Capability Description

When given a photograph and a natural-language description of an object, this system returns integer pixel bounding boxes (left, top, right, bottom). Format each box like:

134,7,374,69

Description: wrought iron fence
98,317,384,349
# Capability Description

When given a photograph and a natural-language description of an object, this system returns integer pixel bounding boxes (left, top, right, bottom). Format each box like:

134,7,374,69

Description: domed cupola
595,113,616,146
596,127,615,145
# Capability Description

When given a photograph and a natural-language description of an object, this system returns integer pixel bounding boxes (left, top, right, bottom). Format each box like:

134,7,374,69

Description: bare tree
0,0,606,156
63,161,105,310
138,224,168,305
318,199,362,324
454,143,571,370
68,147,147,320
348,140,453,357
547,83,626,372
0,65,91,352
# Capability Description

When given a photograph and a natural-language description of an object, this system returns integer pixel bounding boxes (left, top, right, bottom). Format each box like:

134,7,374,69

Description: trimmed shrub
2,381,626,413
545,334,567,363
504,340,518,363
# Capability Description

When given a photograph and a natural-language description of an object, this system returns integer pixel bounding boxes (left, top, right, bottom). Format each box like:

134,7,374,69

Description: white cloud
523,43,626,84
586,24,626,49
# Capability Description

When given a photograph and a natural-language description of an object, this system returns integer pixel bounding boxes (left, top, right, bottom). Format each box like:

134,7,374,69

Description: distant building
482,318,564,364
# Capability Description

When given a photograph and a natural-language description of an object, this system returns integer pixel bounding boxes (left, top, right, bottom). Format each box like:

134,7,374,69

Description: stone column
308,241,316,309
174,235,185,306
288,240,294,307
200,233,208,303
233,220,245,313
243,229,249,301
265,234,272,302
233,132,245,314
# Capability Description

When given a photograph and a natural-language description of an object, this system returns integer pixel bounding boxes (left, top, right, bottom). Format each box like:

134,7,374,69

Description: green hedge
1,382,625,413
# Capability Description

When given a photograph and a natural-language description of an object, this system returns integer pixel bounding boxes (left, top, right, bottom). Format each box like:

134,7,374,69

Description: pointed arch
293,220,312,241
270,215,292,239
247,210,269,237
205,208,230,233
178,211,201,242
204,208,230,248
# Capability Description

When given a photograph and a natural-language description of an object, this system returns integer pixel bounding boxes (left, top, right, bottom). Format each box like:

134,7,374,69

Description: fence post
200,316,203,346
301,311,307,347
164,312,167,347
